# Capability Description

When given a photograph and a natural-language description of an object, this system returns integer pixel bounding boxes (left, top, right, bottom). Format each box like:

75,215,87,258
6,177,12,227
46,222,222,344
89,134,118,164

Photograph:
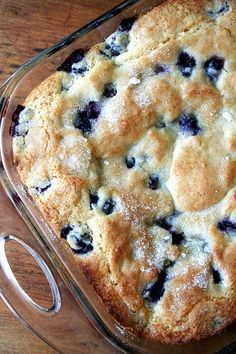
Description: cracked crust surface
13,0,236,344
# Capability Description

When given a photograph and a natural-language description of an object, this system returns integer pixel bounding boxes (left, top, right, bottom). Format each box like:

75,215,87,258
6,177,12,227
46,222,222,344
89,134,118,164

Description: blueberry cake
12,0,236,344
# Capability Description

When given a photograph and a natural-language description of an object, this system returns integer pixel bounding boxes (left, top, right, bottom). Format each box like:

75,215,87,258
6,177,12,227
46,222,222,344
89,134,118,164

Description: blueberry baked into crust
12,0,236,344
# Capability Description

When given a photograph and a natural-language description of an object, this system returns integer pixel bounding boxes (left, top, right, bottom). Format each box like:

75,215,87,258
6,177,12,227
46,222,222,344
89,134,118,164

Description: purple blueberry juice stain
178,113,202,136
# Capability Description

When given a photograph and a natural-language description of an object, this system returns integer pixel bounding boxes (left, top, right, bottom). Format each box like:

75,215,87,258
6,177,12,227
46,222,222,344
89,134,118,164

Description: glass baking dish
0,0,236,352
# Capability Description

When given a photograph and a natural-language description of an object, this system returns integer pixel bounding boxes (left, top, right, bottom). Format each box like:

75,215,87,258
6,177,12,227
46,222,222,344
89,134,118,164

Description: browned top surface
0,0,120,353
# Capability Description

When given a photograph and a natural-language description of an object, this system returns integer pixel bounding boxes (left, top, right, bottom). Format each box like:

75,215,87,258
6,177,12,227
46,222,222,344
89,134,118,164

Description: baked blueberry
74,101,101,134
156,215,184,246
103,83,117,98
57,48,86,73
148,174,160,190
154,64,169,75
125,156,135,169
90,192,99,209
204,56,225,83
155,217,170,230
176,51,196,77
88,101,101,119
11,105,26,137
212,267,222,284
35,180,52,194
118,17,137,32
71,62,88,77
142,269,167,302
218,217,236,234
178,113,202,136
102,44,120,57
102,199,115,215
105,36,128,57
61,224,73,239
104,29,129,57
208,1,230,18
60,224,93,254
74,112,92,133
170,230,185,245
72,232,93,254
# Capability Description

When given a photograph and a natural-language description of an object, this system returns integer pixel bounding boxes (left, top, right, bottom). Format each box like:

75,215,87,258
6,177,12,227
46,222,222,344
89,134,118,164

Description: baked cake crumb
12,0,236,344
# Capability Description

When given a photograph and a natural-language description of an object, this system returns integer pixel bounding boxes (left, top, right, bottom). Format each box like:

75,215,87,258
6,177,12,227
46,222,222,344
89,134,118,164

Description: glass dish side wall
0,0,236,353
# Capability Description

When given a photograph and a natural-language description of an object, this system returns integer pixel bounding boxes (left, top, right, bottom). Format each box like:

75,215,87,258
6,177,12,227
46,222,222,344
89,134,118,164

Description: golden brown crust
13,0,236,344
168,136,234,211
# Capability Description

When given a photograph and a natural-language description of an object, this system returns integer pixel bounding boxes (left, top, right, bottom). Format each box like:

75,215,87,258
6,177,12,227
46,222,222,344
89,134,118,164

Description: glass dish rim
0,0,236,353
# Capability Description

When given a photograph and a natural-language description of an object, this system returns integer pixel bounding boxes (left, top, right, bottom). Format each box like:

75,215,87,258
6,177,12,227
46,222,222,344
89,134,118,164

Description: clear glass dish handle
0,234,117,353
0,82,62,352
0,189,116,353
0,232,66,352
0,234,61,317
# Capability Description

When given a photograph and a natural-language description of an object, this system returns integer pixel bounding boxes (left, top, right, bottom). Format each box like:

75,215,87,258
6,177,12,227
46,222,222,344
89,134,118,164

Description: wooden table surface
0,1,120,353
